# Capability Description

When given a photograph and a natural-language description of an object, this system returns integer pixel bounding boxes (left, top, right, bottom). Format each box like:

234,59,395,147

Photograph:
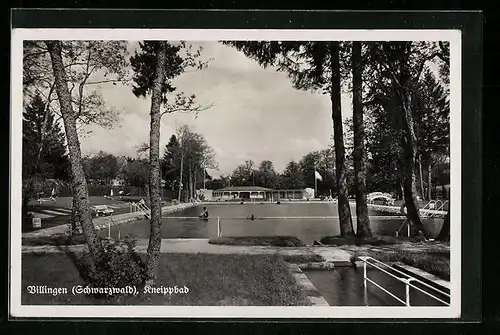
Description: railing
358,256,450,306
130,199,151,219
421,200,449,218
107,216,121,240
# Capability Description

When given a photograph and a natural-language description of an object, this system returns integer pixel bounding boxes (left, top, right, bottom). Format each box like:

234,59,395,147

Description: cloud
80,41,352,176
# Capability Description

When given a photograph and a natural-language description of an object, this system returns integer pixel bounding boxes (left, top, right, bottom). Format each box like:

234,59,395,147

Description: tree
224,41,354,236
161,134,182,194
366,41,444,237
25,41,129,235
130,41,210,283
123,157,150,187
142,41,168,285
85,151,119,185
351,42,372,238
24,41,129,135
45,40,105,268
413,69,450,200
256,160,278,188
281,161,305,190
329,42,355,236
22,94,71,198
231,160,255,187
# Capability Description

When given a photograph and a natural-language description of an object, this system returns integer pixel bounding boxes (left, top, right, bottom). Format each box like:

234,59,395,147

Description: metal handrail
107,216,121,240
358,256,450,306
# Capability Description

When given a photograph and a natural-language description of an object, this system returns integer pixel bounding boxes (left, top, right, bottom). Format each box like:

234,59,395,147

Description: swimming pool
305,267,449,306
101,203,444,245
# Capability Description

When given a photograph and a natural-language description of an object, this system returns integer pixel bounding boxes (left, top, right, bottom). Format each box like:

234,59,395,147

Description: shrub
76,238,146,299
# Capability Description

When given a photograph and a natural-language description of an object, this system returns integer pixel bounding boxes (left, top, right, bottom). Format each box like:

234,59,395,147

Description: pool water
305,267,449,306
101,203,443,245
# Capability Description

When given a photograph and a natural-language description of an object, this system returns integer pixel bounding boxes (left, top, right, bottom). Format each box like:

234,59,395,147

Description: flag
315,170,323,181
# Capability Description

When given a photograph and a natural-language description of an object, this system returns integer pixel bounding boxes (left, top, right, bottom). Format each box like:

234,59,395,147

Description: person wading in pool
199,207,209,220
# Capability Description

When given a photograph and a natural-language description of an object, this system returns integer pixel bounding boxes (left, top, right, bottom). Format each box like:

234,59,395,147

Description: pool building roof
215,186,273,192
214,186,307,192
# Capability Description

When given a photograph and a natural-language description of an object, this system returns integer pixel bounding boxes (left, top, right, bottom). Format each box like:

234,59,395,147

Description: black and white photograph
11,28,461,318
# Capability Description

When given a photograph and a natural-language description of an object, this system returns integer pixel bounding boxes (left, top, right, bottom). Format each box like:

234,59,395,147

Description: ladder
135,199,151,219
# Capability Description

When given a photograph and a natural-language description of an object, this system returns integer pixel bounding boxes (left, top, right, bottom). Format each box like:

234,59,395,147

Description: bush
76,238,145,299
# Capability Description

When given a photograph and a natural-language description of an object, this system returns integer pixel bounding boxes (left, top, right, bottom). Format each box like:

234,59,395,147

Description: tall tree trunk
145,41,168,285
352,41,372,238
330,41,355,236
427,160,432,200
418,154,425,200
188,166,193,200
178,153,184,202
395,43,426,237
45,41,104,264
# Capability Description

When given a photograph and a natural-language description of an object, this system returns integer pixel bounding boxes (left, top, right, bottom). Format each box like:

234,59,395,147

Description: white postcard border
10,28,462,319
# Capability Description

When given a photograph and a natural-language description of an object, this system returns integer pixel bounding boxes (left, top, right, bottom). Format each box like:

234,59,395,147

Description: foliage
22,94,70,182
130,41,211,117
76,238,145,299
254,160,279,189
230,160,256,186
82,151,119,185
280,160,305,189
23,40,129,135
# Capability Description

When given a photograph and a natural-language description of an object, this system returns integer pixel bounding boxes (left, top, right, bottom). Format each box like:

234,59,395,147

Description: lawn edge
288,264,329,306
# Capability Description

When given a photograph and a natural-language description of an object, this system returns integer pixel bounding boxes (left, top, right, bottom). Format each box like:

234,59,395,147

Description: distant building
213,186,307,201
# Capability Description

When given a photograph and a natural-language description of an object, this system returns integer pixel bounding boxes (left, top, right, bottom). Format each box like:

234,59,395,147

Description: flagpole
314,164,317,198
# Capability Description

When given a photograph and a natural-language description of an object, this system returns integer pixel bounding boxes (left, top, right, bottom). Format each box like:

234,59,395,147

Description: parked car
91,205,114,217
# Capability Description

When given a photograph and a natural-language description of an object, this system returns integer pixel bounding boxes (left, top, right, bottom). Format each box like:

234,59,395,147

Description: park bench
92,205,114,217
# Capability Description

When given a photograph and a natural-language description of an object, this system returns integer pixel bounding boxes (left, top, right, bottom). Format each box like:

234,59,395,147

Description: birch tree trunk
352,41,372,238
418,154,425,200
145,42,168,285
45,41,104,265
427,161,432,200
330,41,354,236
395,45,426,237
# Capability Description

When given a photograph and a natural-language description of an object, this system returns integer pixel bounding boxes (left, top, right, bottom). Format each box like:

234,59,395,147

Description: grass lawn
22,252,311,306
22,234,87,246
209,236,305,247
354,249,450,281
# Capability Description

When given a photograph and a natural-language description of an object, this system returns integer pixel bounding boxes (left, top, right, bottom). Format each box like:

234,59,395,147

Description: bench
92,205,114,217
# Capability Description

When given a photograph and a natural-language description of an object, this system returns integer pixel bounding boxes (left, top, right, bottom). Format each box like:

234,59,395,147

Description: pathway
22,238,353,263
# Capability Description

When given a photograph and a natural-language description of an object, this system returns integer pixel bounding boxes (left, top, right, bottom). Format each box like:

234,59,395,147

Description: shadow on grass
320,235,402,246
209,236,305,247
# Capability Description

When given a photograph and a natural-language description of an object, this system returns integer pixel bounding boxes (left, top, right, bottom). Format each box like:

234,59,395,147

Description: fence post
407,220,410,238
108,217,111,239
405,279,412,306
217,216,221,237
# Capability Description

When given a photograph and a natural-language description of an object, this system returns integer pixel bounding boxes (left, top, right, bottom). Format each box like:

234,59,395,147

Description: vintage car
91,205,114,217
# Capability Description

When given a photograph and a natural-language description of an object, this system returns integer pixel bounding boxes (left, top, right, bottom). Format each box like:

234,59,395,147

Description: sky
80,41,354,178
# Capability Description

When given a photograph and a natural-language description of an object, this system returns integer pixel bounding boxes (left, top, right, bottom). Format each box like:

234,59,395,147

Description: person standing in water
199,207,209,220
